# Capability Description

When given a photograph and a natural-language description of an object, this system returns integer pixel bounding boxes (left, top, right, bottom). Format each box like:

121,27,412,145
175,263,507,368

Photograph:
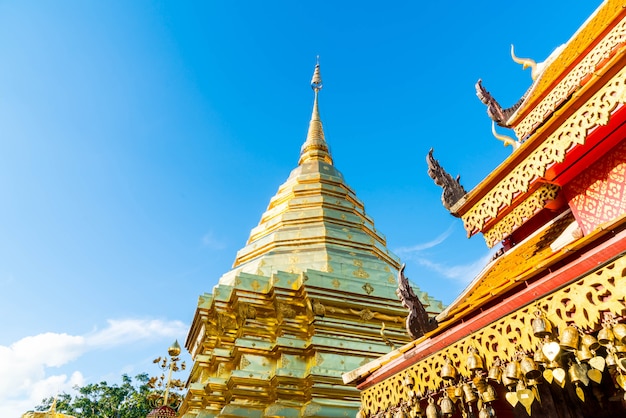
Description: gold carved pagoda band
360,254,626,415
482,184,560,248
462,66,626,236
514,15,626,139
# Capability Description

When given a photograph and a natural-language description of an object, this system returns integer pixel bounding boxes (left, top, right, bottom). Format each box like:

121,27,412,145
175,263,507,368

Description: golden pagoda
22,398,76,418
178,63,443,417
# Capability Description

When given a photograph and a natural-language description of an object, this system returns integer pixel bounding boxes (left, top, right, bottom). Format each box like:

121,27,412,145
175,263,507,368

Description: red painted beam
359,228,626,389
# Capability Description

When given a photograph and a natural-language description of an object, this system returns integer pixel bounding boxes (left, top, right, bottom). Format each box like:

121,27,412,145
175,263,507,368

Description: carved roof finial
475,79,526,128
491,121,521,149
511,44,539,80
396,264,438,339
426,148,466,216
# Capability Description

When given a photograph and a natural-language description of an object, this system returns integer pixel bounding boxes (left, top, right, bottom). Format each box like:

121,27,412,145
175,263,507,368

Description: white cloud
394,225,498,287
0,371,84,418
86,319,187,348
394,224,455,254
0,318,187,418
413,252,494,284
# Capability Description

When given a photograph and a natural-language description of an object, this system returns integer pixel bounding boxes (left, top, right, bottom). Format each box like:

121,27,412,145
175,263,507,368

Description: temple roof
508,1,626,128
218,63,401,287
455,1,626,244
344,211,626,385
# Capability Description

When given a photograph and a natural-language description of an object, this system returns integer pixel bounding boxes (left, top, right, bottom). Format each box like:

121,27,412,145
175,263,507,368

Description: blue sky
0,1,601,415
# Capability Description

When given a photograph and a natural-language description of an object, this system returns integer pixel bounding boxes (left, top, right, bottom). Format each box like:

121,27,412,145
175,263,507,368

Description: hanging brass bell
481,384,497,403
560,325,579,351
598,326,614,346
576,344,593,362
613,323,626,344
534,347,548,364
520,356,541,380
505,360,522,381
466,347,484,373
478,405,492,418
425,398,438,418
441,357,457,381
440,392,454,415
413,397,422,413
615,342,626,357
532,311,553,338
445,386,457,403
473,376,487,394
581,333,600,351
394,407,408,418
568,362,586,384
606,352,617,369
462,382,478,403
487,363,502,382
501,373,516,388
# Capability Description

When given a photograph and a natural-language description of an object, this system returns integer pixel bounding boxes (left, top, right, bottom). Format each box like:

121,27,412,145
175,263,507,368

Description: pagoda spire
298,59,333,165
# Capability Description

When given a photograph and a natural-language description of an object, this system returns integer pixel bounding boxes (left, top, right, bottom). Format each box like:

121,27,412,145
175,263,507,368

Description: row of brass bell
440,348,485,382
533,309,626,350
559,323,626,351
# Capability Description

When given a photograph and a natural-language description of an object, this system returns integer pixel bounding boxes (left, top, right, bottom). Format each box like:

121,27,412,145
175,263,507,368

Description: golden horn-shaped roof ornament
492,121,520,149
511,44,538,81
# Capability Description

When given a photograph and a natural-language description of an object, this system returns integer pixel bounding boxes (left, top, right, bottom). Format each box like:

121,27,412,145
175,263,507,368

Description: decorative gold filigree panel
360,254,626,415
462,67,626,236
514,17,626,139
483,184,560,248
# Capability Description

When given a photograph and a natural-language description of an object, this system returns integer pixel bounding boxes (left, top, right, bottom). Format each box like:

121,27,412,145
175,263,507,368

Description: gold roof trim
481,183,560,248
345,213,626,387
509,1,626,136
358,250,626,415
456,53,626,235
438,211,576,325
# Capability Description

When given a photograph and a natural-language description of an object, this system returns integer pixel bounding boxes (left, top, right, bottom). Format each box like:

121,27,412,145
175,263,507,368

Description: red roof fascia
358,228,626,389
545,102,626,185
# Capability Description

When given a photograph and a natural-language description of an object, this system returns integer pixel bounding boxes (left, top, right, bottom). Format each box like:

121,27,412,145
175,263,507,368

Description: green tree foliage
36,373,153,418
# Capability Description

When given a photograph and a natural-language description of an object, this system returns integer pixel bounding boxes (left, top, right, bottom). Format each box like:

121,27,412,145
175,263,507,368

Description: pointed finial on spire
299,58,333,165
49,396,58,413
311,56,322,91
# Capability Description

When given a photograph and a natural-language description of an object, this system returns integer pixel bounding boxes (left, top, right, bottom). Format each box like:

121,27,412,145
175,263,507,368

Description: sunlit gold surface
482,183,560,248
441,211,575,325
358,251,626,415
510,1,626,134
348,5,626,416
21,398,76,418
459,59,626,237
21,413,76,418
179,65,443,417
